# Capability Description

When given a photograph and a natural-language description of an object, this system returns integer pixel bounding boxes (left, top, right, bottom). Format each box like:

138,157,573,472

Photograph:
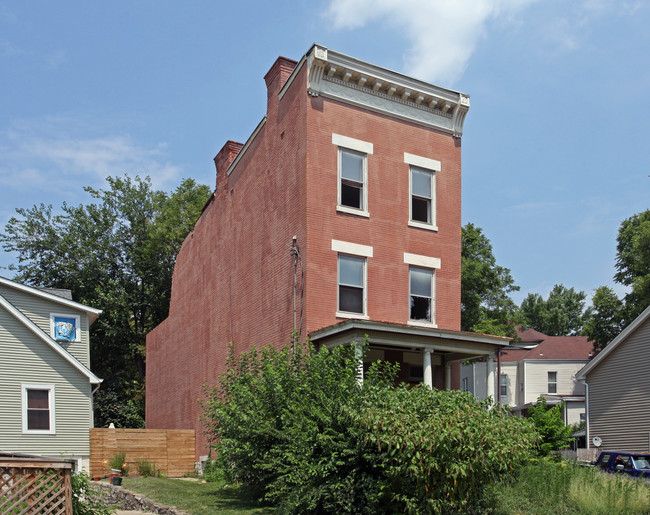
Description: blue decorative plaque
54,316,77,341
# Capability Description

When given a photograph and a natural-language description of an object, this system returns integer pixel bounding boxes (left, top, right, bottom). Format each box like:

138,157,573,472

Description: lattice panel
0,466,69,515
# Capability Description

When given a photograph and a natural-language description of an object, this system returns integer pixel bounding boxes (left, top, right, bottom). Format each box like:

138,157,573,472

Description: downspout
496,349,501,404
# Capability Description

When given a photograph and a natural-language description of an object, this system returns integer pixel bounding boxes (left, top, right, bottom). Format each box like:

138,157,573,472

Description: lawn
119,477,274,515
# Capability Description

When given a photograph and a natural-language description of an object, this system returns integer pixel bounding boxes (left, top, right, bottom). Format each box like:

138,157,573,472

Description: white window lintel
332,134,374,154
403,252,441,269
332,240,373,258
404,152,440,171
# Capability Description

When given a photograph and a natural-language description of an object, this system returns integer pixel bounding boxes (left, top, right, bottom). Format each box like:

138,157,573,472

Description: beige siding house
461,327,594,426
0,276,102,471
576,304,650,453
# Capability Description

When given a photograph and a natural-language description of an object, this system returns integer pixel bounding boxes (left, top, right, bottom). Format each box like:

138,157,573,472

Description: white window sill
407,320,438,329
408,220,437,232
336,312,370,320
337,206,370,218
22,429,56,435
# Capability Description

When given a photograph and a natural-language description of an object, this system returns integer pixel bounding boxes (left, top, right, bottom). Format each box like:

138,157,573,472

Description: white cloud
0,117,183,199
326,0,538,85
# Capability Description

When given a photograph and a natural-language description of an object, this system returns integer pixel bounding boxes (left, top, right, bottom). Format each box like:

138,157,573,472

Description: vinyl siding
587,318,650,452
566,401,585,426
524,361,587,404
0,304,93,457
0,284,91,367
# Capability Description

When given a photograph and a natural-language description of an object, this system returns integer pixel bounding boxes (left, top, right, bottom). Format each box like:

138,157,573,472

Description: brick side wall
146,59,309,458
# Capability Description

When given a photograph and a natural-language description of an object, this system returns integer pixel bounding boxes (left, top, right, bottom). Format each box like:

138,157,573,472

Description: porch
310,319,510,395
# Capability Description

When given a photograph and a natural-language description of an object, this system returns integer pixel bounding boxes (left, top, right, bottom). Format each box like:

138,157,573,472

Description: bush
109,450,129,476
202,337,537,513
135,459,162,478
72,472,113,515
528,396,575,455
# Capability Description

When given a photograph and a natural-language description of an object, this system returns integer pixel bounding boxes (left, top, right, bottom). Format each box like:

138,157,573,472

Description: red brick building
146,45,509,459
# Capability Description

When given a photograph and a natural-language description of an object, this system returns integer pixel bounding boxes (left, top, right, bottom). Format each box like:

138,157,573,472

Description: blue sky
1,0,648,306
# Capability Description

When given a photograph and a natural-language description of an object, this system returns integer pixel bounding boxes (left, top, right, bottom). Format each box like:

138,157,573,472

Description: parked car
595,451,650,478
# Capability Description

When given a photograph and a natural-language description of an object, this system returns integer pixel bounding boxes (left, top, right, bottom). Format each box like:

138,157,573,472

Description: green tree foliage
615,209,650,321
202,337,537,514
584,286,626,350
0,175,211,427
519,284,589,336
461,223,519,336
527,396,574,455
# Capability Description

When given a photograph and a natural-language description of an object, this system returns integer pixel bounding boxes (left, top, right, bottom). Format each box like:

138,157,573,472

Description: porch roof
309,319,510,363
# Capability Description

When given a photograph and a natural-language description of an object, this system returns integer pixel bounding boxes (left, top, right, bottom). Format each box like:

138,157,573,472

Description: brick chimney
214,140,243,192
264,56,298,113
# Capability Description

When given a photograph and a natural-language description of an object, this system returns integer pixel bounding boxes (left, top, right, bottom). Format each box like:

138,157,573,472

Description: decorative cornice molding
306,45,470,137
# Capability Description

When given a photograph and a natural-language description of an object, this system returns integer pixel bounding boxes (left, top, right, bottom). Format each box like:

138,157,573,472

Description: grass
120,477,274,515
487,459,650,514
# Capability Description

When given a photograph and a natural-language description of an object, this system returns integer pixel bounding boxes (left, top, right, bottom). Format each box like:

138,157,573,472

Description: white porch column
486,353,496,401
444,363,451,390
423,349,433,388
354,340,364,385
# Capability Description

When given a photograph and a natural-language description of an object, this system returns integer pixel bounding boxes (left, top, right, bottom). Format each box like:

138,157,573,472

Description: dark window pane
27,389,49,409
411,168,431,198
341,149,363,182
339,255,364,287
548,383,557,394
341,182,362,209
28,410,50,431
410,296,431,321
340,285,363,313
411,197,430,223
410,268,432,297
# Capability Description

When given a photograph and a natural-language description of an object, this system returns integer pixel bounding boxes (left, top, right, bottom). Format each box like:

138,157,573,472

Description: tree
615,209,650,321
0,175,212,426
461,223,519,336
519,284,589,336
583,286,625,350
527,396,574,455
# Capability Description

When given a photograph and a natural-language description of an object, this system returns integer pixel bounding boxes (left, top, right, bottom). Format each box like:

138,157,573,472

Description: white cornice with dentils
305,44,470,138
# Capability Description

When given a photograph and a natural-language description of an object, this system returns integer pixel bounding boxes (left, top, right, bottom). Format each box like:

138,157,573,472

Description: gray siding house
0,276,102,471
576,304,650,453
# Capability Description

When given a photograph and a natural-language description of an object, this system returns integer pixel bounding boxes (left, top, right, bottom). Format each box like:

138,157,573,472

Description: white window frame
333,134,373,217
500,373,508,398
404,252,440,328
22,384,55,435
332,240,372,319
548,371,558,394
50,313,81,342
405,153,440,231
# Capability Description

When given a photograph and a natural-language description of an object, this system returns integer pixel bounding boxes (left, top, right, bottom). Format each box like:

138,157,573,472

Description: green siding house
0,276,102,471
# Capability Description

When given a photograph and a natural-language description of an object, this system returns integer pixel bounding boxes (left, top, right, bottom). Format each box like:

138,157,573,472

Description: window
408,365,424,382
500,374,508,398
22,384,55,434
548,371,557,394
333,134,373,217
409,267,433,322
338,255,365,314
411,166,433,223
462,377,469,392
50,313,80,342
404,252,440,327
332,240,373,319
405,153,440,231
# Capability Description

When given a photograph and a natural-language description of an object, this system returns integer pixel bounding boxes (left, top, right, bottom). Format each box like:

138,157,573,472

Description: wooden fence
90,428,195,478
0,453,73,515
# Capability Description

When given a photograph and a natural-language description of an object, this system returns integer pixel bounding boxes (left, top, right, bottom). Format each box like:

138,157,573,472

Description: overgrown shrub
202,337,537,513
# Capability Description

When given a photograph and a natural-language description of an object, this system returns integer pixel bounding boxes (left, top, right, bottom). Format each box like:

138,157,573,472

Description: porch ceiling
309,319,510,363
